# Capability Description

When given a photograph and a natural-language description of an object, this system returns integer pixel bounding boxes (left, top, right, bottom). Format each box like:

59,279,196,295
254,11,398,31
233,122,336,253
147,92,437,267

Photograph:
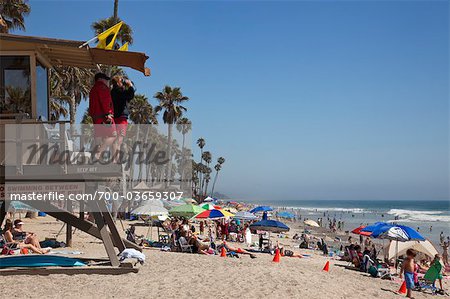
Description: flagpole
79,36,98,48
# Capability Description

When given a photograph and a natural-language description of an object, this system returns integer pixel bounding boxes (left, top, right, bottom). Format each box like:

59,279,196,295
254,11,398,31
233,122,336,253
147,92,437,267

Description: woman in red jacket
89,73,117,161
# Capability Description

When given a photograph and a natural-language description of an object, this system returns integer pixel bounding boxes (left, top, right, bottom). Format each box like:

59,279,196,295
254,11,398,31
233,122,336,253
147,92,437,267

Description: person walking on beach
399,249,417,299
442,241,449,266
440,232,445,244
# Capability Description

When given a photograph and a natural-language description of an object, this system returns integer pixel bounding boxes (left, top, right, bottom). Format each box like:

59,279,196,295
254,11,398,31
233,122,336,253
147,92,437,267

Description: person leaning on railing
111,75,135,163
88,73,117,161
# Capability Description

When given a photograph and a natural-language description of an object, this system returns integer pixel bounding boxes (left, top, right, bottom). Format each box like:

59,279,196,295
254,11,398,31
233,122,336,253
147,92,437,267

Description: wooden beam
66,200,73,247
22,200,141,251
96,199,126,252
0,201,6,227
91,210,120,267
0,266,139,276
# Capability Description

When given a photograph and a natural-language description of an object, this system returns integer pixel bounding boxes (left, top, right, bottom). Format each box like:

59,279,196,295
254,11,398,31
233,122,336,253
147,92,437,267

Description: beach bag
1,244,17,255
368,265,378,278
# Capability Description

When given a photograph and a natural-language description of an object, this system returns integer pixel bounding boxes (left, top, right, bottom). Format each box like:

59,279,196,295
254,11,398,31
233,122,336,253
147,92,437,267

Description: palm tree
202,167,212,197
154,86,189,188
49,97,68,121
176,117,191,152
113,0,119,20
210,157,225,196
4,85,30,114
196,138,205,194
50,66,94,124
129,94,156,124
201,151,212,196
176,117,191,188
0,0,30,33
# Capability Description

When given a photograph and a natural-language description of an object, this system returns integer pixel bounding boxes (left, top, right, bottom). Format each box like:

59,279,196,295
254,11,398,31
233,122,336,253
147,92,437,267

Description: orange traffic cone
220,247,227,257
322,261,330,272
398,281,407,294
273,248,281,262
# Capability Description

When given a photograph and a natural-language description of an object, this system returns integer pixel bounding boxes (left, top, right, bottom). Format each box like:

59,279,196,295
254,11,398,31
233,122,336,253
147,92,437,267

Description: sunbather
3,219,49,254
280,247,303,258
217,241,256,258
12,219,43,249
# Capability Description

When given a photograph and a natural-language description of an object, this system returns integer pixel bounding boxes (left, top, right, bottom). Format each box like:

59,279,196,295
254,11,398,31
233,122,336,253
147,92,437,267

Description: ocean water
255,199,450,247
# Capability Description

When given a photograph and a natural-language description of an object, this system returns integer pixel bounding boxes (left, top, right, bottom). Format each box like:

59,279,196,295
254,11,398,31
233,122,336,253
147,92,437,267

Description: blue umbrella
363,222,425,272
277,211,296,219
249,206,273,214
371,224,425,242
7,201,39,212
250,219,290,233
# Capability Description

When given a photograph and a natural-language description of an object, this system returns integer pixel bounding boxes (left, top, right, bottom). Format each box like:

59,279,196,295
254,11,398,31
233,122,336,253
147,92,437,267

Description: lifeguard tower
0,33,150,274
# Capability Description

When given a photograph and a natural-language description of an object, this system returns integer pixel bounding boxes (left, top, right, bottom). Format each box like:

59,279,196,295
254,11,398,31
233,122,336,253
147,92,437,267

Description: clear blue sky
21,0,448,201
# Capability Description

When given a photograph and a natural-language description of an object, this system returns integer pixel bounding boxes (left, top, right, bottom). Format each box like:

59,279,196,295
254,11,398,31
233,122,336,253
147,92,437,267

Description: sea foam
388,209,450,223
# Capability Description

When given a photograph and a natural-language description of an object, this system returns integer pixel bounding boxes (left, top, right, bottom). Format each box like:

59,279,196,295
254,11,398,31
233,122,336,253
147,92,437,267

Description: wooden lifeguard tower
0,33,150,274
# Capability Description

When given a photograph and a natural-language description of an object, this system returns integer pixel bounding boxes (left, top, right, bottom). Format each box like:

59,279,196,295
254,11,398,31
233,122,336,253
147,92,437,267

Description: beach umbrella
250,219,290,233
388,240,438,260
132,203,168,217
303,219,320,228
203,196,215,202
351,225,372,236
277,211,296,219
132,202,169,240
194,209,234,219
133,181,151,190
233,211,258,221
371,224,425,242
249,206,273,214
224,207,238,214
368,223,425,273
169,204,204,218
201,203,221,210
163,199,185,209
361,222,389,234
7,201,39,212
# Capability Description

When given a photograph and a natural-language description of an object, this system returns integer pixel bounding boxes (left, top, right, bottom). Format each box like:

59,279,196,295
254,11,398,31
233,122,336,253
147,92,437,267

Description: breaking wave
388,209,450,223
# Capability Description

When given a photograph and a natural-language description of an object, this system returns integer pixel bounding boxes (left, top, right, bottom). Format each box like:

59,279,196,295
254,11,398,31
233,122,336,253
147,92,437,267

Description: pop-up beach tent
388,239,438,260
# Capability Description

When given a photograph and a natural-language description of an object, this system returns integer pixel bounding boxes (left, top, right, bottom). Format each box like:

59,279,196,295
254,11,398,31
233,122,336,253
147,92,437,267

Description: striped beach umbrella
201,203,221,210
194,209,234,219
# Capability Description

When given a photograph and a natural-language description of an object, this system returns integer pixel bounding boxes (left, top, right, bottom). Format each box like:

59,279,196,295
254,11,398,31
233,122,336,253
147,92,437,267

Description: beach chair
178,237,193,253
417,262,443,295
346,248,356,266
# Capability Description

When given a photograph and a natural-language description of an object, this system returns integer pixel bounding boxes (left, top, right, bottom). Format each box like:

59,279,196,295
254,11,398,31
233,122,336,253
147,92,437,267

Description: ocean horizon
237,199,450,246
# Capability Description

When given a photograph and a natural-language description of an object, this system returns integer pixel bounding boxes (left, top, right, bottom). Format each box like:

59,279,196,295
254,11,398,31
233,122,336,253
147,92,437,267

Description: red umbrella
352,225,372,236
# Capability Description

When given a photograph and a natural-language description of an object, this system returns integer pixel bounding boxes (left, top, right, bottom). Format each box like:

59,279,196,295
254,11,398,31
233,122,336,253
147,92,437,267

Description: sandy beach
0,216,447,299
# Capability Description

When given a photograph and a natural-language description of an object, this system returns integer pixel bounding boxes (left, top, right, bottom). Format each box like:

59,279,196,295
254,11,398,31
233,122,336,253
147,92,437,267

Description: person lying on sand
217,241,257,259
3,219,49,254
279,247,303,258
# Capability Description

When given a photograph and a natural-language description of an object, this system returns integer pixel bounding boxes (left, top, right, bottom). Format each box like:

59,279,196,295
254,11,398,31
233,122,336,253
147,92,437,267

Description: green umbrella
169,204,204,218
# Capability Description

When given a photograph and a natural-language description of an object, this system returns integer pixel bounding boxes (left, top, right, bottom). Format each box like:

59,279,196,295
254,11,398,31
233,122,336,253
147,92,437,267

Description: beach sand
0,216,446,299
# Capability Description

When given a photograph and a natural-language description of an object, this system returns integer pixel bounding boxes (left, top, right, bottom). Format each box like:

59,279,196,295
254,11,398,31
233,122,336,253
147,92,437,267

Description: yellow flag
96,21,123,50
118,42,128,51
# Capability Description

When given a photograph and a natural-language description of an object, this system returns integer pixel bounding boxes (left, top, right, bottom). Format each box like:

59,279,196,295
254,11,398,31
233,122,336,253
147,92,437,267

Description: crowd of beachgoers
1,199,449,298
